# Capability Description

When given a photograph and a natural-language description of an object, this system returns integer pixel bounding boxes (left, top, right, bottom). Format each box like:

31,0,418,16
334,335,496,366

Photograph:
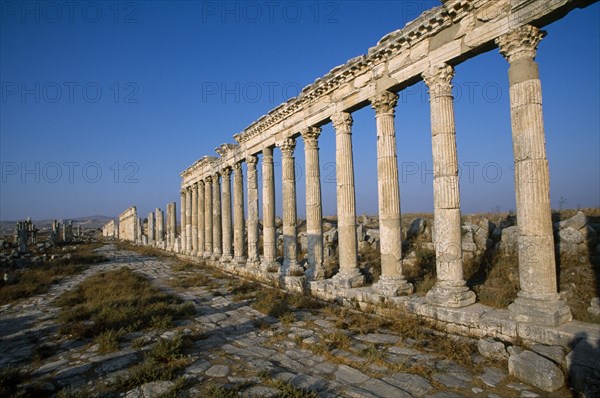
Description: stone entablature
102,219,117,238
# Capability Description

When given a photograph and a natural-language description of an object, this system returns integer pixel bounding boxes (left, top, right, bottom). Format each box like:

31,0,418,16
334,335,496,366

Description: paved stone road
0,244,568,397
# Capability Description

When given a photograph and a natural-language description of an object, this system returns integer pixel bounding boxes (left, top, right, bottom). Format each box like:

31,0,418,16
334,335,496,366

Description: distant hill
0,215,115,234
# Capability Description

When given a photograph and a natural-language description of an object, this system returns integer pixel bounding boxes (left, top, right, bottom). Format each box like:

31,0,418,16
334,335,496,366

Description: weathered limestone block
558,227,585,245
557,211,587,231
508,350,564,392
477,338,508,361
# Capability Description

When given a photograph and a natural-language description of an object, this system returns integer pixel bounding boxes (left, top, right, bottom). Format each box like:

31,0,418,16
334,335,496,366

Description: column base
246,257,261,269
282,260,304,276
233,256,247,267
305,262,326,281
426,282,476,308
332,270,365,288
220,254,233,263
203,251,212,259
508,292,572,327
372,275,413,297
261,258,280,273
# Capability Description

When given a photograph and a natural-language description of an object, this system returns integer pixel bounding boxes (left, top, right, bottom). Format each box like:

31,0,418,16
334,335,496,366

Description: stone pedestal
302,127,326,280
279,138,302,276
246,155,260,267
212,174,222,259
221,168,233,262
262,146,278,271
331,112,364,288
370,91,413,296
233,163,246,266
422,63,475,308
204,177,213,258
496,25,571,326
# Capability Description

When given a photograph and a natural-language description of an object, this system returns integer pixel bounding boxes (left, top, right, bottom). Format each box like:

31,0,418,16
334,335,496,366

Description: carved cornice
181,155,217,177
232,1,475,145
278,137,296,157
215,143,240,157
331,112,353,134
370,91,399,115
496,24,545,63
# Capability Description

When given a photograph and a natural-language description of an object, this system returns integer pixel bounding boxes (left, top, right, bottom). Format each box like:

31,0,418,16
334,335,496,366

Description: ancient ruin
105,0,600,391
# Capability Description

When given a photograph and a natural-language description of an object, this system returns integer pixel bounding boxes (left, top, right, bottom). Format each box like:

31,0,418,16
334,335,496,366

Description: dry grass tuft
55,267,195,340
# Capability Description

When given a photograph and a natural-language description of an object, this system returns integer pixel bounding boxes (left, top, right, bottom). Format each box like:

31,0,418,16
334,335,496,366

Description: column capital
422,63,455,93
233,162,242,171
185,186,192,193
301,126,321,146
370,91,398,115
278,137,296,157
221,166,232,177
180,188,186,195
205,175,212,183
496,25,545,63
192,182,198,189
198,180,204,187
331,111,353,133
246,154,259,166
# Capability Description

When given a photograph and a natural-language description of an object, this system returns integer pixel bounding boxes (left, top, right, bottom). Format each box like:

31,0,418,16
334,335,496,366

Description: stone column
204,176,213,257
302,127,325,280
155,208,164,242
422,64,475,307
370,91,413,296
221,167,233,261
279,137,302,276
191,182,198,255
167,202,176,249
233,162,246,265
246,155,260,267
212,174,222,259
186,187,193,253
262,146,277,271
197,181,205,256
496,25,571,326
331,112,364,287
147,212,155,243
180,189,187,252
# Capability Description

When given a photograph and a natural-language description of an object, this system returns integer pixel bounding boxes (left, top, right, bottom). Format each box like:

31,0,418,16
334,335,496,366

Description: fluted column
496,25,571,326
212,174,222,259
302,127,325,280
191,183,198,255
185,187,193,253
233,162,246,265
423,64,475,307
221,167,233,262
197,181,205,256
262,146,278,271
246,155,260,267
180,189,186,253
204,176,213,257
331,112,364,288
279,137,302,276
370,91,413,296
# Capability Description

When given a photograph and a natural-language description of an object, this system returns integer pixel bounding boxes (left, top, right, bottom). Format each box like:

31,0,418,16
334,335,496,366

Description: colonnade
177,24,572,327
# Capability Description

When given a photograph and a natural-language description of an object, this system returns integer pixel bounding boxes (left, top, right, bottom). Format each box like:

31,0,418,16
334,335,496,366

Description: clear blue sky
1,1,599,221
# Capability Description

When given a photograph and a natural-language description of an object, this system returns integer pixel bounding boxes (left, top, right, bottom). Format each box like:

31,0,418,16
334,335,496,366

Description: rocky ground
0,244,576,397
